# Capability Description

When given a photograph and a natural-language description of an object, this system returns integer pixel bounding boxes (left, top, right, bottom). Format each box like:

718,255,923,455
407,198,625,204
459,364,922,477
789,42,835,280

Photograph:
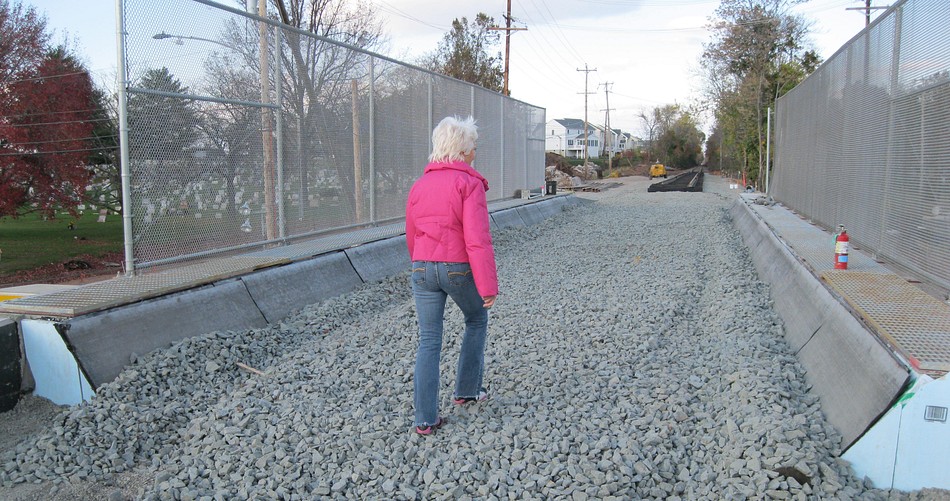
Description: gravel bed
0,179,942,500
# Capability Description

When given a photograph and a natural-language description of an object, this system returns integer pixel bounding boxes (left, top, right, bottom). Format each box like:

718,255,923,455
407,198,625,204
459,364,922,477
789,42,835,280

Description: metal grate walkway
746,194,950,376
822,271,950,374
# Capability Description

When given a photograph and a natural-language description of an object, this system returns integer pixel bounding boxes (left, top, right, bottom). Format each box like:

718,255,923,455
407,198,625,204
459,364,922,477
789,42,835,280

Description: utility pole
600,82,614,173
488,0,527,96
576,65,597,166
846,0,890,27
259,0,277,240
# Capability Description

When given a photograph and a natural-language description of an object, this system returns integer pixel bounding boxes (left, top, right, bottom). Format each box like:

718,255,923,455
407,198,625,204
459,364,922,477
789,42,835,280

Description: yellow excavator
649,163,668,179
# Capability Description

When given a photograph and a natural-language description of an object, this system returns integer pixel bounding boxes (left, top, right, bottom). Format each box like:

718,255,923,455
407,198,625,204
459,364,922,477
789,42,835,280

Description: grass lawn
0,212,124,277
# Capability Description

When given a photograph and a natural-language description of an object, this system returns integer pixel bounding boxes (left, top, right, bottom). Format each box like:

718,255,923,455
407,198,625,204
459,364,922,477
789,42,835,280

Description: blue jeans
411,261,489,427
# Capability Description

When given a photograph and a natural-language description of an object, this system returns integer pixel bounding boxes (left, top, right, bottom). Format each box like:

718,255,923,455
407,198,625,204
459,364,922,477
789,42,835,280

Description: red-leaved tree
0,0,48,86
0,48,95,217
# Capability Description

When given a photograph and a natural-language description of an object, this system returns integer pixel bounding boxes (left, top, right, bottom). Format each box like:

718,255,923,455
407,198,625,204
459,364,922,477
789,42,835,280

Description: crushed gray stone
0,183,935,500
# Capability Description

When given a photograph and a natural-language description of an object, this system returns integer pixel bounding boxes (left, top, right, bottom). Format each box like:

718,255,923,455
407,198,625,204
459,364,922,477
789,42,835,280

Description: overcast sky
35,0,882,136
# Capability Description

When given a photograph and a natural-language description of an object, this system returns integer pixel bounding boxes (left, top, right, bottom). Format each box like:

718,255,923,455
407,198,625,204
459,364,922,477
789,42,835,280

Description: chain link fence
118,0,545,270
772,0,950,290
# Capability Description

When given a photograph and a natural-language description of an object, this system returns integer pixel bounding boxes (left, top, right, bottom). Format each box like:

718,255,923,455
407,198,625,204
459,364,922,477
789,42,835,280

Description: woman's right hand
482,295,496,309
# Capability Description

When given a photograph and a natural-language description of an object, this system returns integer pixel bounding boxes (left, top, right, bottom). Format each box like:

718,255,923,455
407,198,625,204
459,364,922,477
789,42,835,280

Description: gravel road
1,175,947,500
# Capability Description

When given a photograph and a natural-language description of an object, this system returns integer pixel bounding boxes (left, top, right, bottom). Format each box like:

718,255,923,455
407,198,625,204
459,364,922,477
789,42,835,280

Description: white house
625,134,646,151
598,126,624,157
545,118,604,159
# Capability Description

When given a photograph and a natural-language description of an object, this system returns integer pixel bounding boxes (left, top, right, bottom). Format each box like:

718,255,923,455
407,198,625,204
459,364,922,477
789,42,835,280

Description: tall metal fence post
368,57,376,224
276,27,285,238
524,123,529,193
352,79,363,223
765,107,771,197
427,76,433,152
880,4,902,255
500,99,505,197
115,0,135,276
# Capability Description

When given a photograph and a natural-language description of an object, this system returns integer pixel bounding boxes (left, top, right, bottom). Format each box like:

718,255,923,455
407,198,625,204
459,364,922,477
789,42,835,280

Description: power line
1,134,118,147
2,69,91,85
516,1,581,72
373,0,448,31
0,107,109,119
580,0,713,5
530,0,586,63
506,40,575,96
0,145,117,157
1,117,113,127
611,91,666,105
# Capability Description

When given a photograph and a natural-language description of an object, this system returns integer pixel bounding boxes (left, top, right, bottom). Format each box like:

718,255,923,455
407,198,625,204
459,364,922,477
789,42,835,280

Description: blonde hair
429,115,478,162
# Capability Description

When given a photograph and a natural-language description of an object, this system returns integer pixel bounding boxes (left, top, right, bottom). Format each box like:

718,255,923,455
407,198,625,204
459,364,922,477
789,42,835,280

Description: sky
33,0,884,136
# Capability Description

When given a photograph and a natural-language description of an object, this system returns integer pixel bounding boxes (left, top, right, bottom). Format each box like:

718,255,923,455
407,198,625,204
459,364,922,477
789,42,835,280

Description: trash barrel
546,180,557,195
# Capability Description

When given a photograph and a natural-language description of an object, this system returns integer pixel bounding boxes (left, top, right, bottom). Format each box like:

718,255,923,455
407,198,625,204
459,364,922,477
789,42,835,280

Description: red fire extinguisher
834,225,849,270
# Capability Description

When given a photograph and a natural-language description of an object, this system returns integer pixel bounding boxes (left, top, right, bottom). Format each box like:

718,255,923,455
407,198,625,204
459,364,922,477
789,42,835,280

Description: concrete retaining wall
0,318,20,411
729,198,910,449
490,208,526,229
12,195,581,403
243,252,363,324
65,280,269,388
344,237,411,284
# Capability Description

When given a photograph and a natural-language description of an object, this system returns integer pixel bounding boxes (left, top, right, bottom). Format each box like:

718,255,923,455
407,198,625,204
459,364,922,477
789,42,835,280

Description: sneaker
415,416,445,436
453,389,489,406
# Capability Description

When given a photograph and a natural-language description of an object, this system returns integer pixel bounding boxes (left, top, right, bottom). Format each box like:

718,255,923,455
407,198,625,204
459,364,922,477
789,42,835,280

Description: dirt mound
0,251,123,288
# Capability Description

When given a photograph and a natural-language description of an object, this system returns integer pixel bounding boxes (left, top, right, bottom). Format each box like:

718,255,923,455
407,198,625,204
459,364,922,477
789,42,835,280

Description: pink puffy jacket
405,160,499,297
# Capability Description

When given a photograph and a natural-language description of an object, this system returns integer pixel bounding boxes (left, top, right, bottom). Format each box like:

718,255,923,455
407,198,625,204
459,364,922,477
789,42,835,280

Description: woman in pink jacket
405,115,498,435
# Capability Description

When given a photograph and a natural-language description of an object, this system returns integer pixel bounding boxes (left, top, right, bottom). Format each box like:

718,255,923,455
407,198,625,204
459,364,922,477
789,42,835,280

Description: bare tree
637,107,660,160
206,0,385,229
269,0,385,227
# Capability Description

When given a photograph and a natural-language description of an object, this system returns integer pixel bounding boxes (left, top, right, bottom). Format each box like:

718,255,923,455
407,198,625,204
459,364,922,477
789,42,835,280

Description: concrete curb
490,207,526,229
729,198,910,449
10,196,581,403
344,236,411,284
243,252,363,324
65,280,269,388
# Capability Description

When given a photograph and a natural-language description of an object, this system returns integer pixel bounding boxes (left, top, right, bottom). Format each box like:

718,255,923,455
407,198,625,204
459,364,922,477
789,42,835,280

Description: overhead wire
372,0,448,32
16,1,857,155
508,12,579,92
0,107,111,119
1,117,113,128
0,145,117,157
2,69,91,85
522,0,685,123
510,0,619,117
1,134,118,147
579,0,713,5
531,0,587,63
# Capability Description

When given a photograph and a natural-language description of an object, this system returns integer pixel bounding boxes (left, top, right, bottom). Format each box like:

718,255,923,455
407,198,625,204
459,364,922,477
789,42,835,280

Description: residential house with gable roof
545,118,603,159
